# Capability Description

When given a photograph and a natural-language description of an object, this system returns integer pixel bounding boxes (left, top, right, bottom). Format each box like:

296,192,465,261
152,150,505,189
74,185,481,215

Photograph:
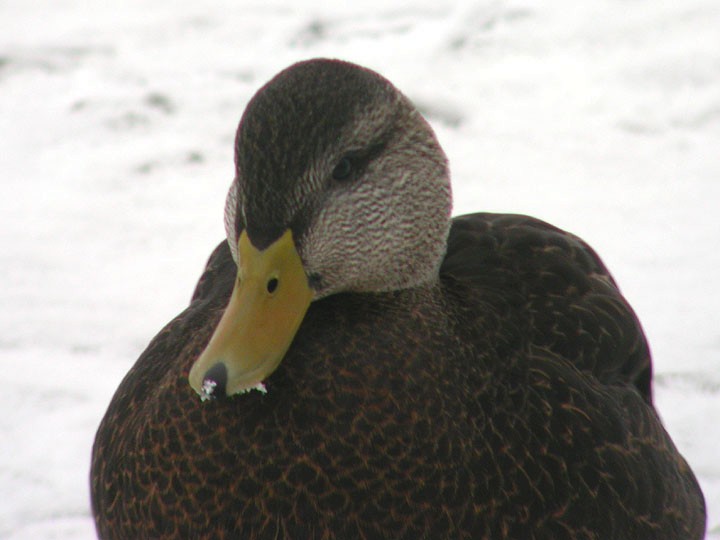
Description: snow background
1,0,718,537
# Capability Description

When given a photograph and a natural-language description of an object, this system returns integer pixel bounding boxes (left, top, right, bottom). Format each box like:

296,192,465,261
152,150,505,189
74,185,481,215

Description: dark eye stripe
331,142,387,183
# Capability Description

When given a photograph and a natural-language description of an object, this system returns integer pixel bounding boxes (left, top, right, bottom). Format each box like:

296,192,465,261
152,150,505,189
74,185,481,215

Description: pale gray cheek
302,197,406,294
223,179,239,262
301,202,370,296
299,160,451,296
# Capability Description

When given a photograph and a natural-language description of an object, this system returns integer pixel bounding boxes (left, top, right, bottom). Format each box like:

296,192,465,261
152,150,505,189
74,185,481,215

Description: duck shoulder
441,212,652,402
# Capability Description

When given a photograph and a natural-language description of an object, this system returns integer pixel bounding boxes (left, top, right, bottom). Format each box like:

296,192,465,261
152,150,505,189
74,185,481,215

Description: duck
90,58,706,539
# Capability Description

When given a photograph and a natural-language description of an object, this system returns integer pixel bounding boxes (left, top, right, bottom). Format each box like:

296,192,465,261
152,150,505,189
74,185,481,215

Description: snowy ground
1,1,718,538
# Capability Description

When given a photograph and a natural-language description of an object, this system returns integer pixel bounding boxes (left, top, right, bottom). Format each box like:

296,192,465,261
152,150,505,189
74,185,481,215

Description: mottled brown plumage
91,59,705,539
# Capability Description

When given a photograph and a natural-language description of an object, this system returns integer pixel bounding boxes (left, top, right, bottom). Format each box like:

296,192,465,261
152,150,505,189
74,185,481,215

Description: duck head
189,59,452,399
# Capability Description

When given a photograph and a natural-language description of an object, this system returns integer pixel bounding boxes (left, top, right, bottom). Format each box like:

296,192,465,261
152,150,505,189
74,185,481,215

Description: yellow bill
188,229,313,399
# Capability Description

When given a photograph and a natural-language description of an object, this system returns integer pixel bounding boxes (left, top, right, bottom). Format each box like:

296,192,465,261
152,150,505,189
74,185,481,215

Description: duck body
91,214,704,539
91,59,705,539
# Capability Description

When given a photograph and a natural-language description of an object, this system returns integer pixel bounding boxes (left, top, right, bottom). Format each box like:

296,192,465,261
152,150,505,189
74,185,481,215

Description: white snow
1,0,718,538
200,378,219,401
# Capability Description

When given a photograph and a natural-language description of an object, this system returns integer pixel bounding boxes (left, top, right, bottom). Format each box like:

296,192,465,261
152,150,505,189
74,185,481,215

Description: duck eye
266,277,279,294
331,157,354,181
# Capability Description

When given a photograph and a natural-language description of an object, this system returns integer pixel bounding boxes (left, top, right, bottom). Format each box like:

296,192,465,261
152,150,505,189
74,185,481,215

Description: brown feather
91,214,705,539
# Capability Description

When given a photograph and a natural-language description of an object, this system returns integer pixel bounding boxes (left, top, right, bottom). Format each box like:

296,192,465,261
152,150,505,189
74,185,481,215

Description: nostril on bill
200,362,228,401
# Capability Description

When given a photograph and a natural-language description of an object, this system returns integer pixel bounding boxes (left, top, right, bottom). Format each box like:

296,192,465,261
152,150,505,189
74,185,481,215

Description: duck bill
188,229,313,399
